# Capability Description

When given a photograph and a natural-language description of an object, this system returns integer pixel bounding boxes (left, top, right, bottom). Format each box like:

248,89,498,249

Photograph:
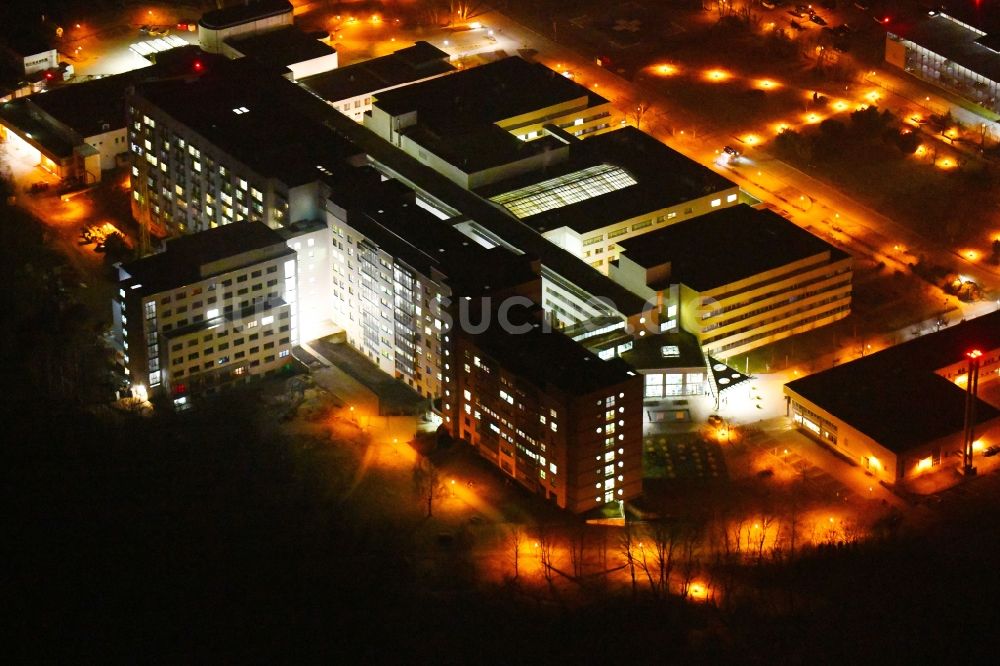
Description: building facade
611,205,853,359
450,322,644,513
114,223,299,407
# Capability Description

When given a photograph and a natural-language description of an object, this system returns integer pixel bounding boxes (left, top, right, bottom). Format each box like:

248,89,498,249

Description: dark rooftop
225,26,335,69
616,204,846,292
5,47,222,139
299,41,453,103
199,0,292,30
620,330,706,371
372,57,607,129
470,314,641,396
480,127,736,235
349,183,539,297
403,122,569,173
889,13,1000,84
132,58,363,185
315,82,649,317
0,98,76,157
785,311,1000,454
120,222,293,294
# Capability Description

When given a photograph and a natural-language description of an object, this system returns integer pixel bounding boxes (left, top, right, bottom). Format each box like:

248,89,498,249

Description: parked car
148,26,169,37
810,14,829,26
790,20,805,30
723,145,741,157
788,8,807,18
985,445,1000,457
177,19,197,32
138,24,150,34
27,181,50,194
761,0,778,9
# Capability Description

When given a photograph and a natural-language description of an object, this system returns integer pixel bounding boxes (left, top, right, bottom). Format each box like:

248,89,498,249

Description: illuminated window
710,198,721,208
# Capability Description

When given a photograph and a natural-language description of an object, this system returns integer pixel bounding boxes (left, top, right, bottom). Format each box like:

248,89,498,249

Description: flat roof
0,98,76,157
479,127,736,235
133,58,362,185
225,26,335,68
2,47,222,140
470,315,640,396
785,311,1000,454
299,41,453,103
372,56,607,128
348,183,538,296
616,204,845,292
199,0,292,30
890,13,1000,83
317,88,649,317
121,222,293,295
620,330,706,371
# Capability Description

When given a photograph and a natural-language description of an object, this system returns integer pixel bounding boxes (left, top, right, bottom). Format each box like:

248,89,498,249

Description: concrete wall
198,13,293,54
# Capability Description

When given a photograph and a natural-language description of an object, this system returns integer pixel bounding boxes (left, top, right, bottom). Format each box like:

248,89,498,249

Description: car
177,18,197,32
761,0,777,9
833,23,853,36
854,0,871,9
138,24,150,34
985,446,1000,457
708,414,724,426
788,8,807,17
28,181,50,194
810,14,828,25
723,145,741,157
148,26,169,37
790,20,805,30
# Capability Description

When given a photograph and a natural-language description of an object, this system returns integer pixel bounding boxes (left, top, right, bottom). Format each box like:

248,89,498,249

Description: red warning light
193,60,203,72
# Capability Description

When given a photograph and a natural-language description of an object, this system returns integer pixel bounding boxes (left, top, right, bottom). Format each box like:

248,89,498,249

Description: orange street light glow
653,63,679,76
704,68,731,82
938,158,956,169
866,90,880,102
915,144,927,156
773,122,790,134
743,134,760,145
804,113,822,124
756,79,779,90
831,99,849,112
688,582,709,601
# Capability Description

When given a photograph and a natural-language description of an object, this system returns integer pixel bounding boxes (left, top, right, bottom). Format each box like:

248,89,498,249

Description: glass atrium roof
490,163,637,219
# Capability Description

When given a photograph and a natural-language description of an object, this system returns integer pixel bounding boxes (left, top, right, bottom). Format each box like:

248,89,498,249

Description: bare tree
509,524,525,579
568,523,587,579
649,520,678,597
629,100,653,131
620,521,639,599
537,524,556,586
412,456,446,517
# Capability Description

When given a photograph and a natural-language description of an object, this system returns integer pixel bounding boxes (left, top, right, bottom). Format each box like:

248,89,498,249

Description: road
478,7,1000,296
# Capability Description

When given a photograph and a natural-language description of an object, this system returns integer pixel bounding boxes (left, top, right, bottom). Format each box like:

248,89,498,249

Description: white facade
285,223,335,342
23,48,58,76
327,210,448,400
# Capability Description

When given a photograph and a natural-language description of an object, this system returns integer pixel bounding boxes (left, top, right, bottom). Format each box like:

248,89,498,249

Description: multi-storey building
325,181,539,401
365,56,618,189
127,57,362,238
611,204,853,359
113,223,298,408
299,41,454,122
478,126,743,273
450,310,644,513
